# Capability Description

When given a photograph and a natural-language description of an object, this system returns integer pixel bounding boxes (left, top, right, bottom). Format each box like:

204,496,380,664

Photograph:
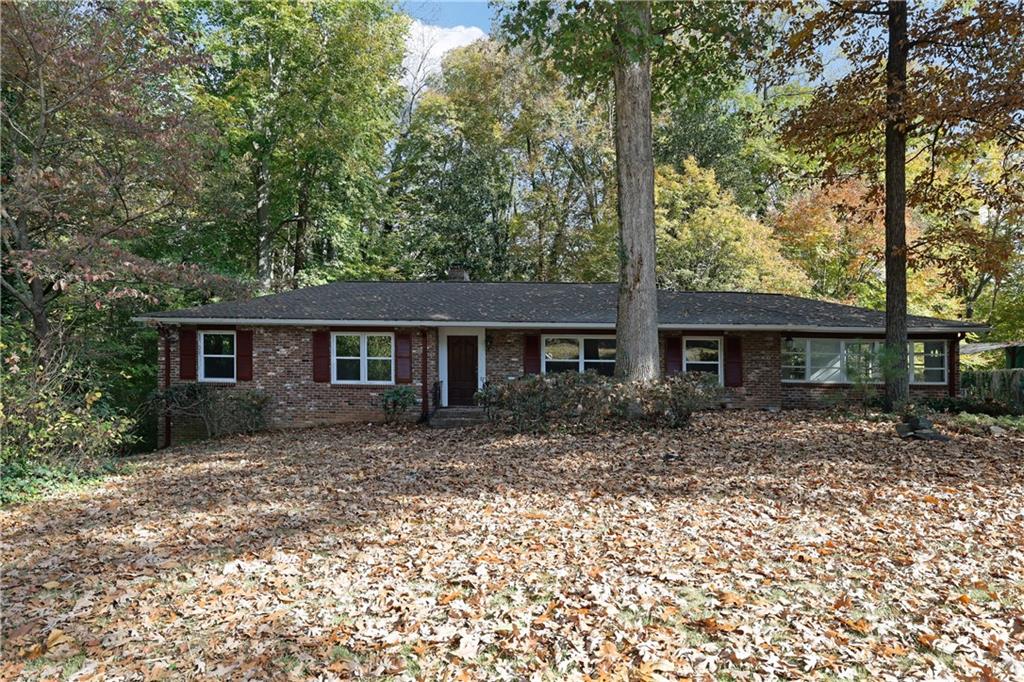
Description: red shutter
395,333,412,384
179,328,197,380
665,336,682,375
523,334,541,375
236,330,253,381
724,336,743,387
312,331,331,382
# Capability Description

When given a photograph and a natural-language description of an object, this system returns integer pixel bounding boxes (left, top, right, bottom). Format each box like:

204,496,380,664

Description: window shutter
312,331,330,383
179,328,197,380
665,337,682,375
236,330,253,381
395,333,412,384
523,334,541,375
724,336,743,387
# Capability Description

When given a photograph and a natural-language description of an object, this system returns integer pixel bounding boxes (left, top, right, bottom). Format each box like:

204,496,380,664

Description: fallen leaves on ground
2,411,1023,680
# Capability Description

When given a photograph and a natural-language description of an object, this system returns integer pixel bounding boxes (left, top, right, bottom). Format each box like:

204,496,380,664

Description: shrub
381,386,417,423
150,384,270,439
918,395,1023,417
477,371,720,432
1,340,136,468
1,336,136,503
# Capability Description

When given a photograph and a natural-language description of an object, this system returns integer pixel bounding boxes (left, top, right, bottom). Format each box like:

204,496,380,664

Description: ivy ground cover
2,412,1022,680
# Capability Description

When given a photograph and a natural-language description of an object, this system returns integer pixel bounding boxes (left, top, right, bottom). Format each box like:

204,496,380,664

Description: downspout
951,332,964,398
420,327,429,420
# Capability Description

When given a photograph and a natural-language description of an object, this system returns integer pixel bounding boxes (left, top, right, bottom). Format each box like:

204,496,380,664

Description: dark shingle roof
136,281,984,332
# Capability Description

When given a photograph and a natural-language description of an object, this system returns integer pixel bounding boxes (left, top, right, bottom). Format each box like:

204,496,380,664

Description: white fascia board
131,316,983,334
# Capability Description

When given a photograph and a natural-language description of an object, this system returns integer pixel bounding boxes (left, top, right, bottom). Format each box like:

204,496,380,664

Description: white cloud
402,19,487,90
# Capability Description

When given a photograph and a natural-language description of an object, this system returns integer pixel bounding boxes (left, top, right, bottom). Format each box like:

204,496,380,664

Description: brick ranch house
135,278,985,445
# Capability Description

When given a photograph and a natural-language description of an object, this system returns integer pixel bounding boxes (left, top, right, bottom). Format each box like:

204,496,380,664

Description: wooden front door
447,335,479,405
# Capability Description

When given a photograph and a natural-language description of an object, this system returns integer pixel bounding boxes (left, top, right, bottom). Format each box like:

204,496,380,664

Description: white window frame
540,335,616,375
331,332,395,385
198,330,236,383
780,338,948,385
909,339,948,385
683,336,724,386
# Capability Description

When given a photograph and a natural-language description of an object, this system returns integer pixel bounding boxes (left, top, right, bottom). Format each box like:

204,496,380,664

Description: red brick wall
780,383,950,408
156,326,960,444
483,329,957,411
158,325,437,445
486,329,534,383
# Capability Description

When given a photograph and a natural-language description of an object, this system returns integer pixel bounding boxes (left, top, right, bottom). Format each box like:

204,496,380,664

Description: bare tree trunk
612,0,660,382
884,0,909,410
255,154,273,290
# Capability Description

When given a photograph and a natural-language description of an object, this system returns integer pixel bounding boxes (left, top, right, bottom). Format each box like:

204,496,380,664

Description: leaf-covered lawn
3,412,1023,680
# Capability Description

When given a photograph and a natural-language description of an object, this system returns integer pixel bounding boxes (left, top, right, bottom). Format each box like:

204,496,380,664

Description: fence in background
961,368,1024,407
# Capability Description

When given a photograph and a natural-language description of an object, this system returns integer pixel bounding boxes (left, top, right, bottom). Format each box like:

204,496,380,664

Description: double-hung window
332,332,394,384
781,338,947,384
910,340,947,384
542,336,615,376
199,331,236,382
683,338,723,382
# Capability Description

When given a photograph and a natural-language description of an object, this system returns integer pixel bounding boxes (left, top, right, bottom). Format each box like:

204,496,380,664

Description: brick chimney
447,265,470,282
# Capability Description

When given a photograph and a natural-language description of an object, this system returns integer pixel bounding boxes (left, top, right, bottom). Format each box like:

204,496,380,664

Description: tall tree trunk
612,0,660,382
255,154,273,290
884,0,909,410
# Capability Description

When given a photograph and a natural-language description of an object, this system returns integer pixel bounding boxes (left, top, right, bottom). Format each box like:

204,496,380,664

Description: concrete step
429,407,488,428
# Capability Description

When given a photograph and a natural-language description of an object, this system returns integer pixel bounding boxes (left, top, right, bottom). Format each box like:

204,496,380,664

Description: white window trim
781,338,948,385
330,332,395,385
910,339,949,385
198,330,236,383
540,334,616,374
683,336,724,386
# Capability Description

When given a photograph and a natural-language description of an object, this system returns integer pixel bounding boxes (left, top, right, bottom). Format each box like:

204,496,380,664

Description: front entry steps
429,406,487,428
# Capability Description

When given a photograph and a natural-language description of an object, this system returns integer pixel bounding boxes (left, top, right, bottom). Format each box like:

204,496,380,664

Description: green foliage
151,384,270,439
1,458,130,507
918,395,1023,418
478,371,721,433
655,161,808,294
498,1,759,103
654,86,809,214
950,412,1024,433
0,335,136,503
179,0,408,285
386,40,616,281
380,386,417,423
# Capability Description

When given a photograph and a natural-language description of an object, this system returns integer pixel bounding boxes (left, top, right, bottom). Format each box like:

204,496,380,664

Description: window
684,337,722,382
332,332,394,384
845,341,883,383
199,331,235,382
911,340,947,384
808,339,842,383
781,337,807,381
542,336,615,375
781,338,947,385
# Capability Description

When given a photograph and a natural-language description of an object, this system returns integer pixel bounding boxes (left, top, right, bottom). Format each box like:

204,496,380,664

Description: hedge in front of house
477,371,721,432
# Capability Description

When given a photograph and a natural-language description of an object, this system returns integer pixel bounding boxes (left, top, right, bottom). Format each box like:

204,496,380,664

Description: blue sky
401,1,494,32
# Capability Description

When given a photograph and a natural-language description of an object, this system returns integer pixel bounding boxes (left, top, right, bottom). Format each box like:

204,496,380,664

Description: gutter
132,316,986,335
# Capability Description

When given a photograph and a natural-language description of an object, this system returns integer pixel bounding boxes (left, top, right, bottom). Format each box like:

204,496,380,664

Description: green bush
1,337,136,504
951,412,1024,433
1,344,136,467
380,386,417,422
918,395,1023,417
477,371,721,433
150,384,270,438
